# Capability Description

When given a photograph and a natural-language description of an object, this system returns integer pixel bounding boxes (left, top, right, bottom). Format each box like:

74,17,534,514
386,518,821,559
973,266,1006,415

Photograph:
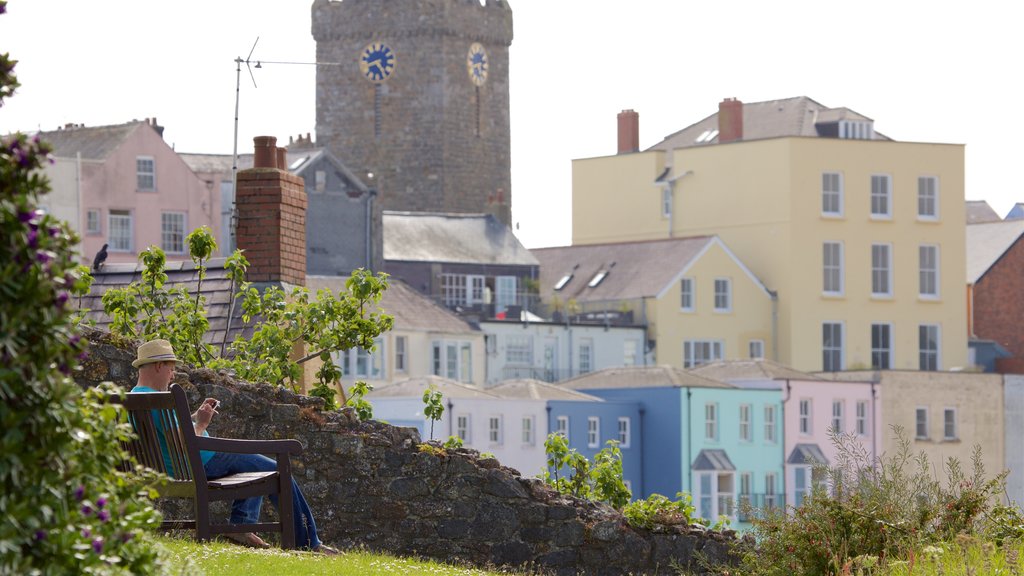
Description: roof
966,220,1024,283
179,150,325,177
692,449,735,471
383,212,538,266
561,365,733,391
787,443,828,465
37,121,150,161
966,200,1001,224
306,276,477,335
532,235,767,304
689,359,816,382
648,96,890,151
1007,203,1024,221
365,376,499,399
487,379,604,401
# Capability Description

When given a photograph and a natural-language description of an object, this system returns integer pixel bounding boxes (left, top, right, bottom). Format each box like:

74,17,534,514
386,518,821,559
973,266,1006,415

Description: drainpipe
663,170,693,238
686,387,693,496
638,407,645,498
768,289,779,361
870,380,878,464
365,186,377,270
447,400,454,438
782,380,790,506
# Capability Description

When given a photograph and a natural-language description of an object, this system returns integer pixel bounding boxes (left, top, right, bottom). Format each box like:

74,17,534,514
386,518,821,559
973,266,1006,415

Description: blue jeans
203,452,322,550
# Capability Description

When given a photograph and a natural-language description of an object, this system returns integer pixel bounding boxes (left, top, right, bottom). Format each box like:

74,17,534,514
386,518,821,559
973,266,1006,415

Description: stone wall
78,331,740,575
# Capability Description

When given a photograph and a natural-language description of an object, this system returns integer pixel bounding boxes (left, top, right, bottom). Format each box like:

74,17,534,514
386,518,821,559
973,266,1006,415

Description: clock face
359,42,396,83
467,42,488,86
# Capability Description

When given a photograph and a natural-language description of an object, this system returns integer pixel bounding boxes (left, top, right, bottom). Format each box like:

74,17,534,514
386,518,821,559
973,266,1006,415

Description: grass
154,534,531,576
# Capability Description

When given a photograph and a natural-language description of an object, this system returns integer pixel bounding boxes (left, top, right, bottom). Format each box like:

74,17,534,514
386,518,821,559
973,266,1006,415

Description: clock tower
311,0,514,225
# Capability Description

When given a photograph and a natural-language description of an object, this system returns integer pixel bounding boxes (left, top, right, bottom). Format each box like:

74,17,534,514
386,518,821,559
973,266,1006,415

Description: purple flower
48,225,61,238
81,504,92,516
81,527,91,538
120,532,133,543
35,250,54,265
78,351,90,362
69,334,81,347
18,210,34,224
74,485,85,500
96,497,107,509
56,292,69,307
27,229,39,248
92,538,103,554
33,530,47,541
97,510,110,523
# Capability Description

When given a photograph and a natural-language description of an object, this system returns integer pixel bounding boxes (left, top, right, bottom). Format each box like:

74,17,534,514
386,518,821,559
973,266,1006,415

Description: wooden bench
112,383,303,549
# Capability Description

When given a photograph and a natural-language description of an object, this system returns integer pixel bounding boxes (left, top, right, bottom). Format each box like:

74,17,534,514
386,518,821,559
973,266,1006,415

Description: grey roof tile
689,359,815,382
966,200,1001,224
561,365,734,390
488,379,604,401
38,122,148,160
383,212,538,266
966,220,1024,283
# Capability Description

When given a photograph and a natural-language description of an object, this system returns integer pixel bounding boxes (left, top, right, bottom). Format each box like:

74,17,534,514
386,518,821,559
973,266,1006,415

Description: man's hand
192,398,219,435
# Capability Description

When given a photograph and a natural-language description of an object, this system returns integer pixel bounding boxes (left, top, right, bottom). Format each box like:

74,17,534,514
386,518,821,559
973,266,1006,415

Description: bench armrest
193,436,303,456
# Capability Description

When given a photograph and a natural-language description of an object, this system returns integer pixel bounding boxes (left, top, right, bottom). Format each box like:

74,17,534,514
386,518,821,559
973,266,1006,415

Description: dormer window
588,271,608,288
839,120,873,140
554,274,573,291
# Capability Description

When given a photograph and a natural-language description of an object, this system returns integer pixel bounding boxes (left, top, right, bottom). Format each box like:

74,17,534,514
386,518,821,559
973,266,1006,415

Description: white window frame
764,404,777,443
831,400,844,434
943,407,958,441
623,340,638,366
856,400,868,436
739,404,752,442
339,337,385,379
918,176,939,220
823,241,844,295
108,209,133,253
919,244,940,299
871,323,893,370
749,339,765,360
578,339,593,374
662,186,672,218
315,170,326,192
432,340,473,382
870,174,892,218
86,209,102,235
521,415,535,445
799,398,812,435
822,322,844,372
680,277,695,312
505,335,533,365
587,416,600,448
705,403,718,441
136,156,156,192
160,211,187,255
489,415,502,445
395,336,407,373
871,243,893,297
821,172,843,217
915,407,929,440
556,415,569,441
684,340,724,368
919,324,941,371
764,472,778,509
617,417,631,448
713,278,732,312
456,414,471,442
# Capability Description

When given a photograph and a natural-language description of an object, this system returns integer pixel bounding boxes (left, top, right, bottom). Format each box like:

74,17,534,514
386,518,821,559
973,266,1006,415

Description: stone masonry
77,331,741,575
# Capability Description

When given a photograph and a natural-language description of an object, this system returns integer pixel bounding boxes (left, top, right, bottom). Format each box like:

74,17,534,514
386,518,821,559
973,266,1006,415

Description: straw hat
132,339,180,368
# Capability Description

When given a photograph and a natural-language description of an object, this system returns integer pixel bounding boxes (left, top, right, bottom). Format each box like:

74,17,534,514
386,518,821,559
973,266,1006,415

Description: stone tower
312,0,514,224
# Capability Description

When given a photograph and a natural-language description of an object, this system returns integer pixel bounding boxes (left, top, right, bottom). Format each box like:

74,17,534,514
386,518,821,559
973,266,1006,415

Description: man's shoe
313,544,340,555
225,532,271,549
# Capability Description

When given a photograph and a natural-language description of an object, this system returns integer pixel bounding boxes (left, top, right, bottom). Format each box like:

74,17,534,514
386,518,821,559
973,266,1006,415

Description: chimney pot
276,147,287,170
253,136,278,168
617,109,640,154
718,98,744,143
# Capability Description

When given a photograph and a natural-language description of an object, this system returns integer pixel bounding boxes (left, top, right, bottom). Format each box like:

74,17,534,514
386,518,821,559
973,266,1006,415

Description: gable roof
966,220,1024,283
38,121,152,161
787,443,828,465
488,379,604,401
966,200,1001,224
692,449,736,471
366,376,498,399
648,96,891,152
1007,203,1024,221
383,211,538,266
689,359,815,382
561,365,734,391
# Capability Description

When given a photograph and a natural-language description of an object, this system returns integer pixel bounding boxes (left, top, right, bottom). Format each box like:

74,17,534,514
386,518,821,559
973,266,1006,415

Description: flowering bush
0,22,166,572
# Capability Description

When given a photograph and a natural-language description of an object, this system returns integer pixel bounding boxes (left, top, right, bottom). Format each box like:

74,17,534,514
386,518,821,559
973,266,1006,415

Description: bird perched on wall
91,243,108,272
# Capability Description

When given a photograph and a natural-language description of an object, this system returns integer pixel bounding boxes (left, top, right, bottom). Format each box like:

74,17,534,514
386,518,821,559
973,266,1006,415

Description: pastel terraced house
572,97,967,373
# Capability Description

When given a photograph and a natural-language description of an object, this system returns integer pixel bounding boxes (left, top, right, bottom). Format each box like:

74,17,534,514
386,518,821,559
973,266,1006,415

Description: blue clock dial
360,42,396,83
467,43,488,86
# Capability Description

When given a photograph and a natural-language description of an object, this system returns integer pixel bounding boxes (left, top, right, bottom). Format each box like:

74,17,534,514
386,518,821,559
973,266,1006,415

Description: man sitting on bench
130,339,338,554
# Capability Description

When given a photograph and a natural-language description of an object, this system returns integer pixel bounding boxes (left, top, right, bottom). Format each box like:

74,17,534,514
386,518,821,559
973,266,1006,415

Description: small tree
422,386,444,440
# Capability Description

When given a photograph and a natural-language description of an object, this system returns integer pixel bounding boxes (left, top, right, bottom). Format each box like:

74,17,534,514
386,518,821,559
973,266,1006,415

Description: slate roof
533,236,760,304
966,220,1024,283
179,151,312,176
787,443,828,465
648,96,890,152
487,379,604,401
383,211,538,266
561,365,734,391
365,376,498,399
38,121,150,160
306,276,477,335
966,200,1001,224
689,359,816,382
692,449,736,471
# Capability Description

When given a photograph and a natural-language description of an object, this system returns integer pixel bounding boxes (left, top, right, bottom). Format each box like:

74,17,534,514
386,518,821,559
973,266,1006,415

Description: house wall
973,237,1024,374
548,399,643,497
572,150,667,245
303,154,380,275
1005,375,1024,504
40,157,82,239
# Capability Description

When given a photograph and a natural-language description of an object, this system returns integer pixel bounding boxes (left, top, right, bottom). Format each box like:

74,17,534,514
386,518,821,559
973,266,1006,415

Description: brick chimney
235,136,307,286
617,109,639,154
718,98,743,143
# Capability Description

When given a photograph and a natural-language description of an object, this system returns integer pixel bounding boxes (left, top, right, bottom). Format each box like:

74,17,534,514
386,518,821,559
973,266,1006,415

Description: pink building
38,119,221,265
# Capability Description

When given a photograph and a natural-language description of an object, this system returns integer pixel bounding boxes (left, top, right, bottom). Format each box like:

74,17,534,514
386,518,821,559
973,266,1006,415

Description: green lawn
155,535,530,576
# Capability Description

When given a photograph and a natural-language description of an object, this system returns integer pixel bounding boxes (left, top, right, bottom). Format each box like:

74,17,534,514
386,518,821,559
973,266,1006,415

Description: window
822,172,843,216
705,403,718,441
522,416,535,445
136,156,155,191
395,336,407,373
489,416,502,444
108,210,133,252
339,338,385,378
617,417,631,447
556,415,569,440
554,274,572,291
160,212,186,254
739,404,752,442
684,340,724,368
738,472,753,519
662,186,672,218
856,401,868,436
765,472,778,509
315,170,326,192
578,339,593,374
871,244,892,296
919,325,940,371
680,277,694,311
86,209,101,235
714,278,731,312
505,335,533,364
919,245,939,298
623,341,638,366
871,323,892,369
432,341,472,382
794,467,810,507
764,405,777,443
823,241,844,295
918,176,938,219
832,400,844,434
915,407,929,440
943,408,958,440
588,271,608,288
456,414,470,442
441,273,485,307
799,399,812,435
822,322,844,372
587,417,600,448
749,339,765,360
870,174,891,218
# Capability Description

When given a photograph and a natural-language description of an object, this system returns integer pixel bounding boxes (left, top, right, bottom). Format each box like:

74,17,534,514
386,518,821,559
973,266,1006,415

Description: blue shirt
131,385,215,474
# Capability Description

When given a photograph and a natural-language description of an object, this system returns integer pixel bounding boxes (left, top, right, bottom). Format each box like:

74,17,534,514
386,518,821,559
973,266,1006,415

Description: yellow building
572,97,967,372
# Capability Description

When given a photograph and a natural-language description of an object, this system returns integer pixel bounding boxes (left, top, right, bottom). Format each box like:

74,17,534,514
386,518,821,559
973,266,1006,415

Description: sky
2,1,1022,249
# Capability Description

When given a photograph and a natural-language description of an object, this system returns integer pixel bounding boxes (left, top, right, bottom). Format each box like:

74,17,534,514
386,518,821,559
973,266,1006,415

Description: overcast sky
2,1,1021,248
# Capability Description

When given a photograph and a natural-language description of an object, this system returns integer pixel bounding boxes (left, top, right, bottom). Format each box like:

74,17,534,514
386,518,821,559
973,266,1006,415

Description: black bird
91,243,108,272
